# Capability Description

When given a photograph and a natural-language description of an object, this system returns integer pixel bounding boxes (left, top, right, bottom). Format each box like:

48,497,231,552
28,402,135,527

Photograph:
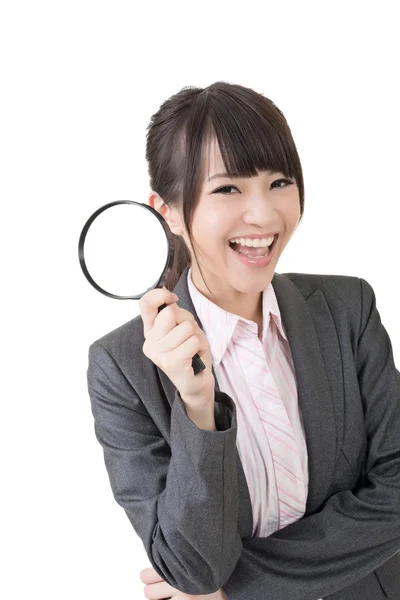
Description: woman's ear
148,191,183,236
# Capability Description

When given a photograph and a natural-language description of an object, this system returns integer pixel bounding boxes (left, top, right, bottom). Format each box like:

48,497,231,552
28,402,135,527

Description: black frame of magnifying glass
78,200,177,300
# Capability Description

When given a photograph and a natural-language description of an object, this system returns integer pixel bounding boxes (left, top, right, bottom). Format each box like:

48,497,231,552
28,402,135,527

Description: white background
1,1,399,598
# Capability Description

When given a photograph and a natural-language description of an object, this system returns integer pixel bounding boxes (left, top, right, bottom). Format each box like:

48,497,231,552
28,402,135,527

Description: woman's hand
140,566,228,599
139,286,215,409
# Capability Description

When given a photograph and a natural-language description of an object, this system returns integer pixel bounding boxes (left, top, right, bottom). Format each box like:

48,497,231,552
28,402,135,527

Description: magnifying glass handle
158,303,206,375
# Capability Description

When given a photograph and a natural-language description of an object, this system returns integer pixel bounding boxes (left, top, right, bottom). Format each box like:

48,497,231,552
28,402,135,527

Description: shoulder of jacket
88,314,150,380
282,271,361,301
282,272,365,334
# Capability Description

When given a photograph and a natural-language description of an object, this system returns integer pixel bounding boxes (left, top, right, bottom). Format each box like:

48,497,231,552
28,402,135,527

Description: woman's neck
190,267,263,333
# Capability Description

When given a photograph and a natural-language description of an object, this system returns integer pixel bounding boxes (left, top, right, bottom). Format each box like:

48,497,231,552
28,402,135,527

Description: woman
86,81,400,600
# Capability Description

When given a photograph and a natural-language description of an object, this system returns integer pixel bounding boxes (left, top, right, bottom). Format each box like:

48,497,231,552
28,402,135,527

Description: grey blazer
86,266,400,600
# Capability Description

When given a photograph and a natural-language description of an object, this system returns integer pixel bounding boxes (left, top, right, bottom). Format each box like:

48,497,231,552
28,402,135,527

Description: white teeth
228,235,275,248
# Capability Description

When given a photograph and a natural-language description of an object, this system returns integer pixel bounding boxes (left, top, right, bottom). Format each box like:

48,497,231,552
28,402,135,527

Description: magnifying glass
78,200,205,375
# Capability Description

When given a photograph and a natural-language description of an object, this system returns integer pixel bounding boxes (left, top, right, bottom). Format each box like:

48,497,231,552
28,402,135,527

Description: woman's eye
212,178,294,195
212,185,239,194
271,178,294,189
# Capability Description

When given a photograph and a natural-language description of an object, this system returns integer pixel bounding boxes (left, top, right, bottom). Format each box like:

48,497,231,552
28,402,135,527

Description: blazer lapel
157,266,337,535
269,272,337,516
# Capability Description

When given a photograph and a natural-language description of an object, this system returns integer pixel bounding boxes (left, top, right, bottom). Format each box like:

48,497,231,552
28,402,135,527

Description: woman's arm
220,277,400,600
87,341,243,596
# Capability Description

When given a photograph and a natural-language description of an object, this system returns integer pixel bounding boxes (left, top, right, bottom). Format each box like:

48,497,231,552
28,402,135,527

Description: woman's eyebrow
207,169,281,182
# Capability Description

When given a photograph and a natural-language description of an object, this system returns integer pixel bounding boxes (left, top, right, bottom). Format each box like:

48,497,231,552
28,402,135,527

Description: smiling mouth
228,234,279,256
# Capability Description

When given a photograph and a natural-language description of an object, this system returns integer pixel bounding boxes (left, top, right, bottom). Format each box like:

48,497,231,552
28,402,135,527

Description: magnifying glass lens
78,200,205,375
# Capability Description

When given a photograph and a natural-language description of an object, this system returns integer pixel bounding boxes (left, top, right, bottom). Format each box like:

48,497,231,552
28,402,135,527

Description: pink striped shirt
187,267,320,597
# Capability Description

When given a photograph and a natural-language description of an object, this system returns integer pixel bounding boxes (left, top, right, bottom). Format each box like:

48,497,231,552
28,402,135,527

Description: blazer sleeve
222,277,400,600
86,341,243,595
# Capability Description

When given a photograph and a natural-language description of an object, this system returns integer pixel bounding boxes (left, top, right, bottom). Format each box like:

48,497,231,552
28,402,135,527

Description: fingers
139,287,179,338
159,334,202,376
143,580,177,599
139,567,179,599
139,287,213,398
160,318,198,353
139,567,163,583
141,293,197,345
142,306,200,368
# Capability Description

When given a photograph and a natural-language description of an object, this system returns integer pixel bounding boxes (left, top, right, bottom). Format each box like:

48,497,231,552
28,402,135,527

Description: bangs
198,88,298,183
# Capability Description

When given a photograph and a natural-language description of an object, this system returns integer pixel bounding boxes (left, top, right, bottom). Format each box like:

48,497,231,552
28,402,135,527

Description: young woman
87,81,400,600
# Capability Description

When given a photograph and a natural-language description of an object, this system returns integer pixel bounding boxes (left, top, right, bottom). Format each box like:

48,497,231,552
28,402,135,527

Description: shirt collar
187,267,288,368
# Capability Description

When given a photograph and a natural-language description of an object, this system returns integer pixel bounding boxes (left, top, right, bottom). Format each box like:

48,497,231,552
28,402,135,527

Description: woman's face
149,138,301,313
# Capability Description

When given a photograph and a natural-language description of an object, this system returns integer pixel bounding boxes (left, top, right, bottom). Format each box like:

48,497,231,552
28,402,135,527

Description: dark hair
145,81,305,293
